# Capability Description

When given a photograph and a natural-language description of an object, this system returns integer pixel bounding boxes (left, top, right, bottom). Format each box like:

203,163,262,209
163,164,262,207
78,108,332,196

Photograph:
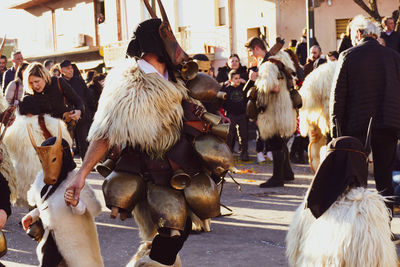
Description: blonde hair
23,62,52,94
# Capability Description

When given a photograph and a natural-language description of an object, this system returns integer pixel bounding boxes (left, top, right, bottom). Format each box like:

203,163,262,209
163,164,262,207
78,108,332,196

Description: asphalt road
1,140,400,267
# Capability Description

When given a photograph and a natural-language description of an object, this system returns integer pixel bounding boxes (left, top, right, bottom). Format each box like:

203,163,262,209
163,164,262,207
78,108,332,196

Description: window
215,0,227,26
335,18,351,39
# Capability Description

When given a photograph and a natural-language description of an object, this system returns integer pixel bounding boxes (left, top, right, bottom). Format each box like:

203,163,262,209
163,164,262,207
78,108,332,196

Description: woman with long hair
4,62,29,105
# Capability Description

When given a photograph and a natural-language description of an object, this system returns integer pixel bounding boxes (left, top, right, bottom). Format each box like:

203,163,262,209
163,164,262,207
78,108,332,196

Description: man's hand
0,210,6,230
68,110,81,121
65,171,86,205
64,189,79,207
249,70,258,81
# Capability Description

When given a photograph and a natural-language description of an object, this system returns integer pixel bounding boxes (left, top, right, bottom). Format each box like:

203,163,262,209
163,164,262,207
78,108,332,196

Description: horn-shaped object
216,91,227,100
180,61,198,81
97,159,116,178
143,0,157,18
364,117,373,155
210,123,230,140
170,169,191,190
0,35,6,58
27,123,39,151
186,72,221,102
335,118,342,138
156,0,189,65
0,231,7,258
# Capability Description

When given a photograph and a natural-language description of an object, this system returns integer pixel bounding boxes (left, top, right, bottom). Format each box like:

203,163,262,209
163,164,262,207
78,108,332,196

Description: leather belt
184,120,210,133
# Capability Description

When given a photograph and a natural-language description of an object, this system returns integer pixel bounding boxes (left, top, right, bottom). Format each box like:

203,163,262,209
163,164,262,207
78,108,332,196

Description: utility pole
306,0,315,58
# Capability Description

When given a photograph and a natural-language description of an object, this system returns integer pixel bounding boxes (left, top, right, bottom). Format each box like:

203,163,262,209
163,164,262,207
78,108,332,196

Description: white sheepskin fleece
255,51,297,139
299,61,338,137
89,58,189,158
286,187,398,267
28,171,103,267
3,114,72,207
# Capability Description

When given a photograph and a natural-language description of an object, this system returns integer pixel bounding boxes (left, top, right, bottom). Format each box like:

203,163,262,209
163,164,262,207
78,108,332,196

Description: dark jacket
87,82,102,115
216,65,248,84
31,76,84,119
331,37,400,137
63,75,92,120
0,173,11,217
338,35,352,54
380,31,400,53
2,67,15,93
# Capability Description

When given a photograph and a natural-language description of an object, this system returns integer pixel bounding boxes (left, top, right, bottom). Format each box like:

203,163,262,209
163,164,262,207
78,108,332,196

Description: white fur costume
0,96,18,204
255,51,297,140
27,171,104,267
4,114,72,207
298,61,338,171
286,187,398,267
89,58,204,265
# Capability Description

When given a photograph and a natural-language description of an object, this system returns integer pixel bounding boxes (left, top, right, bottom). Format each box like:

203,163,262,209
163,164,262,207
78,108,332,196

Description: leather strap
38,115,52,140
183,120,210,133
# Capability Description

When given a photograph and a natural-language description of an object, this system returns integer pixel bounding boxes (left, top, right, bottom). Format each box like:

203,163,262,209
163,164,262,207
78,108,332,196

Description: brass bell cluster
179,60,199,81
200,111,230,141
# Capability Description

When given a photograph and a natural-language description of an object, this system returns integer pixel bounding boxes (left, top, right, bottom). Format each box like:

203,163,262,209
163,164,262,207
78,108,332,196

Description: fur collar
89,58,189,157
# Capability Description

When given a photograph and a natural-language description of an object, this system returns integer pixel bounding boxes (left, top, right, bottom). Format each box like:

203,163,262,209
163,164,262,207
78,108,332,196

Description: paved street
1,140,400,267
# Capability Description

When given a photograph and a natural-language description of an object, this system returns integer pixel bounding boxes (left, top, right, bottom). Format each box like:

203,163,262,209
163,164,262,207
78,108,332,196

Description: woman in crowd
50,64,61,77
23,62,84,121
216,54,248,85
4,62,29,105
87,73,106,117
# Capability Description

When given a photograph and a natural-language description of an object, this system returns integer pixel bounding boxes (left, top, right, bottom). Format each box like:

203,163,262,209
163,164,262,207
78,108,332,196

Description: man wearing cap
60,60,91,160
66,3,223,265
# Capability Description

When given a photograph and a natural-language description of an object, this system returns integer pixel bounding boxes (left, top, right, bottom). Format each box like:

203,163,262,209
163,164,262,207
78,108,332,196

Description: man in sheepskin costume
286,136,398,266
298,61,338,172
4,95,72,208
245,37,298,187
66,1,226,266
22,127,103,267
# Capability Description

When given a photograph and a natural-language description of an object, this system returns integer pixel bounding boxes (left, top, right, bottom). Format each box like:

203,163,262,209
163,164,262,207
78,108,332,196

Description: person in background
85,70,96,84
50,64,61,77
87,73,106,117
0,56,8,90
338,22,353,53
60,60,91,160
380,16,400,53
216,54,248,86
295,28,319,66
2,51,24,93
327,51,339,62
288,39,297,53
44,60,55,71
221,69,249,161
4,62,29,105
304,45,326,76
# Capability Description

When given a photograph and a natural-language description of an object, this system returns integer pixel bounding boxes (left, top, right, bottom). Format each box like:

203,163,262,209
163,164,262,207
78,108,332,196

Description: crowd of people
0,9,399,266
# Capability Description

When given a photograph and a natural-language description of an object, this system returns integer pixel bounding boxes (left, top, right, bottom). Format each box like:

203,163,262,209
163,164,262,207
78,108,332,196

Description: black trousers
41,231,63,267
227,113,248,154
268,135,294,180
74,119,90,160
354,128,397,214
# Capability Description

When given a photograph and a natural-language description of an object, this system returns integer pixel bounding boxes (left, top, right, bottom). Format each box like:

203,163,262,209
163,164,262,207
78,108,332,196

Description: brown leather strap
38,115,52,140
13,82,19,104
183,120,210,133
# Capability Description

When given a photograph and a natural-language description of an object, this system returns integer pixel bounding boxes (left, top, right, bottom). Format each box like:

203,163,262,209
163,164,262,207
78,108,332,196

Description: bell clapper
110,206,119,219
170,229,181,238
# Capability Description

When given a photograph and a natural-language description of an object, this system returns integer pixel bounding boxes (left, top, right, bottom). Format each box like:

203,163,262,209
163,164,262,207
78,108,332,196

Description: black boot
260,149,284,188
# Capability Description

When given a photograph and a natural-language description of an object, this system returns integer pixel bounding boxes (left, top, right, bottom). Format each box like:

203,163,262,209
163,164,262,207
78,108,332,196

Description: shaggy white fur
28,170,103,267
286,187,398,267
0,95,18,204
256,51,297,139
88,58,189,158
299,61,338,137
4,114,72,207
126,241,182,267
